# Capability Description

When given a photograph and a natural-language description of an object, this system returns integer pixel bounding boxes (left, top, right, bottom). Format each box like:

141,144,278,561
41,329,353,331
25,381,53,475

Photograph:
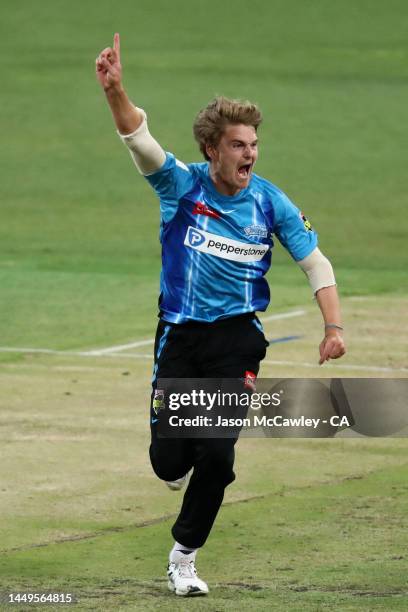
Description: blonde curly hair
193,96,262,160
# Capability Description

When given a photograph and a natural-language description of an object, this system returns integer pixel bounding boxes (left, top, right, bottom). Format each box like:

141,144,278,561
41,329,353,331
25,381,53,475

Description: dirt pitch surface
0,295,407,610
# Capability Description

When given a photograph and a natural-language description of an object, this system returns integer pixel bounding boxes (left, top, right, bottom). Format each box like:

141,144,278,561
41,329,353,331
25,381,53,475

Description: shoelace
177,560,196,579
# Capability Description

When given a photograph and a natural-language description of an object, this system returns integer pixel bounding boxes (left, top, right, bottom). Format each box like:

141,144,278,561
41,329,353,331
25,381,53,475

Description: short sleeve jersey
146,153,317,324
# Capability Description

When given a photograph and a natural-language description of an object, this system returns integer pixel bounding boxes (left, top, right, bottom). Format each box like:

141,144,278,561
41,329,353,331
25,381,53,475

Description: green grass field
1,0,408,609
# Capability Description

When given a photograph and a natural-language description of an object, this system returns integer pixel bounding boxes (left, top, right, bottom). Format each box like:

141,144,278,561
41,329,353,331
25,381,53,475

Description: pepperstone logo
187,228,206,247
184,226,269,262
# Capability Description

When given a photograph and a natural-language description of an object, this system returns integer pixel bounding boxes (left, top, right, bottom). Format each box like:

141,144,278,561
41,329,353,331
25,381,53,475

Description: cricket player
96,34,346,597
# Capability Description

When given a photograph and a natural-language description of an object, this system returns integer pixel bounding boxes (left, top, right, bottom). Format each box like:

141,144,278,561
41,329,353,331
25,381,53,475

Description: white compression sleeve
118,108,166,175
297,247,336,295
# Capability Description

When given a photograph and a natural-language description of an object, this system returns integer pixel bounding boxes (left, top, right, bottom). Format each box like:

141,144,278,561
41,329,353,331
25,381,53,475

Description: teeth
238,165,250,177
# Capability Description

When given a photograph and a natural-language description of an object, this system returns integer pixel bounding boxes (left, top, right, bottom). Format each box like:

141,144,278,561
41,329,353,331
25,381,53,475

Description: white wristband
297,247,336,295
118,107,166,175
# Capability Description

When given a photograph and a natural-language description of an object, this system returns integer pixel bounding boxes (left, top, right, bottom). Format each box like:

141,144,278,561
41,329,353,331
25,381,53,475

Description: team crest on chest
243,224,268,238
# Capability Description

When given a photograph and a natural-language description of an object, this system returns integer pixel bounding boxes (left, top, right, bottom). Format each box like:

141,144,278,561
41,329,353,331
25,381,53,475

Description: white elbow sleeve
297,247,336,295
118,108,166,175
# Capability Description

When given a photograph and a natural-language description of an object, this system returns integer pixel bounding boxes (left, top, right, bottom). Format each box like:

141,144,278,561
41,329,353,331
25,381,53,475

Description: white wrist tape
118,107,166,175
297,247,336,295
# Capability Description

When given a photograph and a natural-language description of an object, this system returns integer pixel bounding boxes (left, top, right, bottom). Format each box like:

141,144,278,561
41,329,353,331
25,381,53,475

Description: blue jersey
146,153,317,324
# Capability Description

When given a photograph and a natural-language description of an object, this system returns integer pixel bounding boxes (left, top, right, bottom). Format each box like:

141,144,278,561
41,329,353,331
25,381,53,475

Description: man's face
207,124,258,196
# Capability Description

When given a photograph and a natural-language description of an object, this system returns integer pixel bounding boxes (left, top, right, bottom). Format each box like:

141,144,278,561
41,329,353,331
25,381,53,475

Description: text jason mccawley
164,390,350,429
168,414,350,429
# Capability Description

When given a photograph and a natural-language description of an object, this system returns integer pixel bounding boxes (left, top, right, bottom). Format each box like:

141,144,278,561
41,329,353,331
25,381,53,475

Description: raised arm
96,33,165,174
96,33,142,134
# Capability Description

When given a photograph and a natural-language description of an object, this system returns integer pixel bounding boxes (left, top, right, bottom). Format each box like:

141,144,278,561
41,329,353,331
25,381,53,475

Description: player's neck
209,167,242,197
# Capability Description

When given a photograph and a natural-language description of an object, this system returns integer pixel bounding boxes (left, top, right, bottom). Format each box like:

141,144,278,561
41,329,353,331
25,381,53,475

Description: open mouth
237,163,252,179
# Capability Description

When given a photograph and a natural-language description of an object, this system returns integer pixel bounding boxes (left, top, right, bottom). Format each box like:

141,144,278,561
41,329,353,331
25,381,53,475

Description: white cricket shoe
167,553,209,596
165,472,189,491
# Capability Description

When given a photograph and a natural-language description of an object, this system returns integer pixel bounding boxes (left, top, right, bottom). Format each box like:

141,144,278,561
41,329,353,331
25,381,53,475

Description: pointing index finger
319,339,331,365
113,33,120,59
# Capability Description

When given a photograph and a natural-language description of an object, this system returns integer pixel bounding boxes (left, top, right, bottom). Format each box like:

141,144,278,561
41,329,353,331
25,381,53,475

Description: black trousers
149,313,268,548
